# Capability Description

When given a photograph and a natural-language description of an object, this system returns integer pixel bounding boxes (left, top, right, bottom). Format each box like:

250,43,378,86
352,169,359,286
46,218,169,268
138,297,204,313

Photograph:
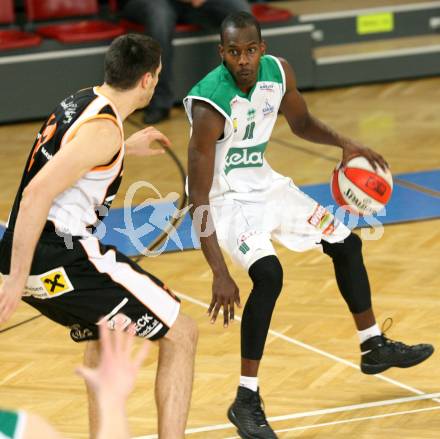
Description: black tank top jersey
7,87,124,237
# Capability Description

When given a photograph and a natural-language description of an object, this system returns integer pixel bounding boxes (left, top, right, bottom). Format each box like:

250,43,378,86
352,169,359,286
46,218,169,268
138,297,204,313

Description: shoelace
381,317,393,334
249,393,269,426
381,318,408,352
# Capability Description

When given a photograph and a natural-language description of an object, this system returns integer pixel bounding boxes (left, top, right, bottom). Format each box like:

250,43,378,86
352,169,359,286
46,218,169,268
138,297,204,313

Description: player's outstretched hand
209,273,241,328
76,318,150,402
341,140,388,171
125,126,172,156
0,277,23,325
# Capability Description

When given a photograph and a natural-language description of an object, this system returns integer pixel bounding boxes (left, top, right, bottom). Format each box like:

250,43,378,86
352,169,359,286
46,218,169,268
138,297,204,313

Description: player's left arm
278,57,388,170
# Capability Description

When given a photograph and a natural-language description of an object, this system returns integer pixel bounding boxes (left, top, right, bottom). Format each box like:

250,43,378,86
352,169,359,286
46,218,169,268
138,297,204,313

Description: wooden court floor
0,77,439,438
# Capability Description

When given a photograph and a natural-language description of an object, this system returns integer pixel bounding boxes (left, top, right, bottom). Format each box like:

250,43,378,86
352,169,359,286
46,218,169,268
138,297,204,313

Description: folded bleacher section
1,0,440,123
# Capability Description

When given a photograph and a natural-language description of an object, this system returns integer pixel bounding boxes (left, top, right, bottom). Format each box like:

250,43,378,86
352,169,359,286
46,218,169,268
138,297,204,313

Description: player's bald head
220,11,262,45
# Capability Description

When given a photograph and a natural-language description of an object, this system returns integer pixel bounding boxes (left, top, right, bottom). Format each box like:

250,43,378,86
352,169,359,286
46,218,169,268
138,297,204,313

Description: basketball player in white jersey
0,321,149,439
185,12,433,438
0,34,197,439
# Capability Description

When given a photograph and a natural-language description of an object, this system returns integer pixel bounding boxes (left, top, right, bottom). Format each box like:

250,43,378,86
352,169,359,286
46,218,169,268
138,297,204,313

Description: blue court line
100,168,440,256
1,169,439,255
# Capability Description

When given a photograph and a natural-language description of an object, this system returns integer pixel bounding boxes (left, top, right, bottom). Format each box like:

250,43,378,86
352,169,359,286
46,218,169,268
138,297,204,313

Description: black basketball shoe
227,386,277,439
360,334,434,374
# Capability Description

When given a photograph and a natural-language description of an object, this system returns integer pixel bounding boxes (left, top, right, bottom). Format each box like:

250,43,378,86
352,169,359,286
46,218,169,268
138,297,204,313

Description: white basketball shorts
211,177,351,270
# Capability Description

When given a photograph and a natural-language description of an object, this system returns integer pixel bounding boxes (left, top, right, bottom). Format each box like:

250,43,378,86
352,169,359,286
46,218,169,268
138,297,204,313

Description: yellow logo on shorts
40,269,72,297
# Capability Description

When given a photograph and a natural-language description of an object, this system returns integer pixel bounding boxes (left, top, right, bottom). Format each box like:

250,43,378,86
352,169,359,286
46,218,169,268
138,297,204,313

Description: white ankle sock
358,323,381,344
239,376,258,392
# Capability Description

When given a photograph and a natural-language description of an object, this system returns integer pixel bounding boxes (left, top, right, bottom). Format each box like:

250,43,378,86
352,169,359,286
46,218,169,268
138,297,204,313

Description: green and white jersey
0,410,26,439
184,55,286,202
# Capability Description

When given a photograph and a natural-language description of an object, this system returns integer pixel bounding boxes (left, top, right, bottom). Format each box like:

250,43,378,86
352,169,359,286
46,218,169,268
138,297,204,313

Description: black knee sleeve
241,255,283,360
322,233,372,314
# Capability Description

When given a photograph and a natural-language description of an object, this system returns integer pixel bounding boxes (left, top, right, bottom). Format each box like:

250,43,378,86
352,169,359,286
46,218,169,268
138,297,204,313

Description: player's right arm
0,119,121,325
188,101,241,327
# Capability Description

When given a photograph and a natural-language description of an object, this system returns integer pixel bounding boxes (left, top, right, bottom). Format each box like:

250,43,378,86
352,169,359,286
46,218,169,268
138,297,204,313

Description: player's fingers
113,324,125,355
98,318,112,357
152,132,172,148
122,323,136,356
235,289,242,308
223,302,229,327
376,154,389,171
365,152,379,171
207,297,216,316
148,148,166,156
75,366,96,384
229,300,235,322
210,302,221,323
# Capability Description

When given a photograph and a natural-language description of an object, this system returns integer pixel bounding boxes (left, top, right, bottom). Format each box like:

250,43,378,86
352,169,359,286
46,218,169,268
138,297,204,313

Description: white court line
135,393,440,438
178,292,439,401
226,405,440,438
134,292,437,438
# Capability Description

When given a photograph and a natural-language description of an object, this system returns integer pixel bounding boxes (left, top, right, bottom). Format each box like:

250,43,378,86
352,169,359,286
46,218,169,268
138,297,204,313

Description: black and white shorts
0,231,180,342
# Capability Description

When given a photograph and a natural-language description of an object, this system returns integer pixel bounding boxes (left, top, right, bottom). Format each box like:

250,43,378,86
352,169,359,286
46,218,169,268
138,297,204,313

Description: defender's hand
76,319,149,402
341,141,388,171
208,273,241,327
125,126,171,156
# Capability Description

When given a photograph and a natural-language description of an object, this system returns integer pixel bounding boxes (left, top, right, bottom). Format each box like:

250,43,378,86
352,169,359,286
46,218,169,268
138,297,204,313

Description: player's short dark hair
220,11,262,44
104,34,161,90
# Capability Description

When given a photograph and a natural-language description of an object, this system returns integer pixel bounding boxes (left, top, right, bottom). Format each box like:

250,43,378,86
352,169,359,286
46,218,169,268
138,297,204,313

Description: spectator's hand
76,318,150,402
125,126,171,156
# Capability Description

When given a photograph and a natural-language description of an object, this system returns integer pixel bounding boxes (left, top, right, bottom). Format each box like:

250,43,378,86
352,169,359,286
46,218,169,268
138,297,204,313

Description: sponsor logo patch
233,117,238,133
61,95,78,124
247,108,256,122
70,324,95,342
135,312,161,338
259,82,275,92
239,242,250,255
365,177,387,196
307,205,337,236
262,99,275,117
40,267,73,297
224,142,268,175
15,267,74,299
107,313,133,331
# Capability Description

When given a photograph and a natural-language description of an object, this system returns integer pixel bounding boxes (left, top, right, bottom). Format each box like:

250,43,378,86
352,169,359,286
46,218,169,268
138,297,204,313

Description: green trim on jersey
0,410,19,439
186,55,283,115
186,64,236,117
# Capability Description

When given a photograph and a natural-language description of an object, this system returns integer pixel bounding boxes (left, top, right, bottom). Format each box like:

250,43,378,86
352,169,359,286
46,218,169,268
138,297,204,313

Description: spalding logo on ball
331,156,393,216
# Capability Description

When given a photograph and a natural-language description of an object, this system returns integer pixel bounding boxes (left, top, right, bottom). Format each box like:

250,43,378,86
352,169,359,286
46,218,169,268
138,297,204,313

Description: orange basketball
331,156,393,216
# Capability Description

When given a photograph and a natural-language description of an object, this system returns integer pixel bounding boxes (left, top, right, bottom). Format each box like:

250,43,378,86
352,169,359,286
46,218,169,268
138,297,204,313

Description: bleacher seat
0,0,41,51
251,4,293,23
25,0,125,43
110,1,291,36
107,0,201,34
